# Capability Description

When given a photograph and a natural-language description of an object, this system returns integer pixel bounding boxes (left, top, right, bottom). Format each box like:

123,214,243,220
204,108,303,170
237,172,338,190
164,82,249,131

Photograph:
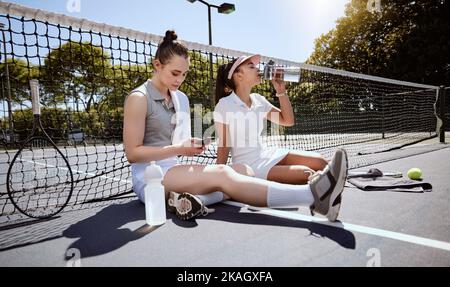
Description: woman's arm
214,121,231,165
265,96,295,127
265,75,295,127
123,92,202,163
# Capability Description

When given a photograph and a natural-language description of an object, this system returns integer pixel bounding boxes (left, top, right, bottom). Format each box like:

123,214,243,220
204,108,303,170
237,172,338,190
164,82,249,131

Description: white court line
223,200,450,252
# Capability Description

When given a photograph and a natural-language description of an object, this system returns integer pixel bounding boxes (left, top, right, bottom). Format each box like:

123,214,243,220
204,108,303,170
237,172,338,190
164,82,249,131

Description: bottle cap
145,161,164,182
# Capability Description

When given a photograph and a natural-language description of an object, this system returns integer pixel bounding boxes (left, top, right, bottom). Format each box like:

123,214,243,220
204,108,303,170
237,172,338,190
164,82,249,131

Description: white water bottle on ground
144,161,166,226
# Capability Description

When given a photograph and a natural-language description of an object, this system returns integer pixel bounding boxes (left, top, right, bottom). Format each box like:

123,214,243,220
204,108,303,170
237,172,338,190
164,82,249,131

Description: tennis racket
6,79,74,219
348,168,402,179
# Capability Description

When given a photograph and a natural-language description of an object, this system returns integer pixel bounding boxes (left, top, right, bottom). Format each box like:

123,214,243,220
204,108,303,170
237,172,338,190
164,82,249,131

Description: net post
439,86,446,143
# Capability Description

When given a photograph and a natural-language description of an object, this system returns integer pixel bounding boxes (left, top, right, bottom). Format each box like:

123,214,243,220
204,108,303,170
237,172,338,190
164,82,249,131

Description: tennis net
0,2,446,219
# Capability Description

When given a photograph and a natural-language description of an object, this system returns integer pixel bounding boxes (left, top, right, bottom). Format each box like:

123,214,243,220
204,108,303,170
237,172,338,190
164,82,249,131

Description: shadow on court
62,200,355,259
63,200,147,259
173,204,356,250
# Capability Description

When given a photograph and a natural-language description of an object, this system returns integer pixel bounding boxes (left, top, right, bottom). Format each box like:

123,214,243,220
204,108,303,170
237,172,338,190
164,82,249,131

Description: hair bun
163,30,178,44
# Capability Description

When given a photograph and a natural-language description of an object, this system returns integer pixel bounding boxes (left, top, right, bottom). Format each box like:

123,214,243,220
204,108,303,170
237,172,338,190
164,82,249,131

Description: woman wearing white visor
213,55,348,218
214,54,331,184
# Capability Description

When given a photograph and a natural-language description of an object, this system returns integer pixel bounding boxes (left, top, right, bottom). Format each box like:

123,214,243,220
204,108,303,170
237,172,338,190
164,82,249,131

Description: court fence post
439,86,446,143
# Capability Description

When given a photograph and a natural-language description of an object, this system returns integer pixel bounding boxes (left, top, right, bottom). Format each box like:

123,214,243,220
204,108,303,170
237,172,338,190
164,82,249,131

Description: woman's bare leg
223,164,255,200
267,165,315,184
267,151,328,184
162,164,268,206
277,151,328,169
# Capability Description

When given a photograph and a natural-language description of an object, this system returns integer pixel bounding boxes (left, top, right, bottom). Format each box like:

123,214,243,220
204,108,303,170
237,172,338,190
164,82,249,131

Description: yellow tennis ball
407,168,422,180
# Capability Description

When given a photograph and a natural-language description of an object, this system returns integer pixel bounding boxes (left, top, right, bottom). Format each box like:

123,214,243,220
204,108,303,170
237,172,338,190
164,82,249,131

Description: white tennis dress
214,92,291,179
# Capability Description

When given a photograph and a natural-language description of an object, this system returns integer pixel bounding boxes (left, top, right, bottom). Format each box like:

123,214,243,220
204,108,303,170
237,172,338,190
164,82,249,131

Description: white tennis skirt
131,158,178,203
239,147,323,180
249,147,289,179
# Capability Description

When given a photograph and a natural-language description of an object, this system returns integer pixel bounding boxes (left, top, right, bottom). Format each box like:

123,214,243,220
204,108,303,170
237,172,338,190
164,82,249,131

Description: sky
5,0,350,63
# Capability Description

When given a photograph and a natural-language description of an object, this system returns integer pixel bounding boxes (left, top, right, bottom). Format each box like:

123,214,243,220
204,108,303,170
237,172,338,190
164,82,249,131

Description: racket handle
348,171,403,178
30,79,40,115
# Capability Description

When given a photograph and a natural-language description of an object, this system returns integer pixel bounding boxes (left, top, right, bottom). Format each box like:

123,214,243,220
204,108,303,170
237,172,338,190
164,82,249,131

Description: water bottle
260,60,301,82
144,161,166,226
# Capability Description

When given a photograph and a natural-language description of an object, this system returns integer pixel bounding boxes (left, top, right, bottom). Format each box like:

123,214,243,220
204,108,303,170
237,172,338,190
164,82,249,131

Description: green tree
181,51,213,107
0,58,39,104
307,0,450,86
11,107,69,141
41,41,113,111
98,63,152,111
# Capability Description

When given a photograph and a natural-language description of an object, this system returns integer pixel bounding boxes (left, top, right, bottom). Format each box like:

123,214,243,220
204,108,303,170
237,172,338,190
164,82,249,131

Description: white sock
267,182,314,208
196,191,224,206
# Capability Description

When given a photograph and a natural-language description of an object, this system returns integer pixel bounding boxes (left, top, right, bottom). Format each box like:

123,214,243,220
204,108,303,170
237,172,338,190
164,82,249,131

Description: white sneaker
167,191,214,220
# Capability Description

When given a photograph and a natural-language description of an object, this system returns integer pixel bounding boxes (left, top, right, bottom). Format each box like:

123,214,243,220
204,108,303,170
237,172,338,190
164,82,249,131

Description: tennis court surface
1,139,449,266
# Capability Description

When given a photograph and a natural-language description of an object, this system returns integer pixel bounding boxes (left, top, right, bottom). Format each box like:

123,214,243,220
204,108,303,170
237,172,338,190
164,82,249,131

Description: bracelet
275,92,287,98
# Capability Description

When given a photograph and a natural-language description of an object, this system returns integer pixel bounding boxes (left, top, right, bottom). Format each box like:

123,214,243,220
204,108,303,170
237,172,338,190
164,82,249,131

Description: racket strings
8,139,73,217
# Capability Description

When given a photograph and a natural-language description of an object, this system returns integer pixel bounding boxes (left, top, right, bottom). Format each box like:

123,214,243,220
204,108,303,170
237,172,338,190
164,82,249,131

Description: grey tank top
129,80,176,147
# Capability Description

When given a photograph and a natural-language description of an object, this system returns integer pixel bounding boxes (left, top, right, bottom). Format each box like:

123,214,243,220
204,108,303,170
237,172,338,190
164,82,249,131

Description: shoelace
176,196,215,217
177,197,192,215
307,170,323,183
201,206,215,216
307,163,332,183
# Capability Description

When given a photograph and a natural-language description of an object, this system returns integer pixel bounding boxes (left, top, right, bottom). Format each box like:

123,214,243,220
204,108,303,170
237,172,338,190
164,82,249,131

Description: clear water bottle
144,161,166,226
261,60,301,82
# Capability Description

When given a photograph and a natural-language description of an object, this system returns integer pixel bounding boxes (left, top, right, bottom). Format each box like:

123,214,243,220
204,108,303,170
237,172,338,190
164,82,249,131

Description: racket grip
30,79,40,115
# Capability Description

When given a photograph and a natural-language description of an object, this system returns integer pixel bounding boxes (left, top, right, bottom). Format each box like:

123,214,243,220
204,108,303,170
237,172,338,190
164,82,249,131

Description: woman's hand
271,69,286,95
176,138,205,156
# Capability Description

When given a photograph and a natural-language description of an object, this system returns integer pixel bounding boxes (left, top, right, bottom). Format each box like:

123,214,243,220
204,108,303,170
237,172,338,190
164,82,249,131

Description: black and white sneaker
167,191,214,221
308,148,348,222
